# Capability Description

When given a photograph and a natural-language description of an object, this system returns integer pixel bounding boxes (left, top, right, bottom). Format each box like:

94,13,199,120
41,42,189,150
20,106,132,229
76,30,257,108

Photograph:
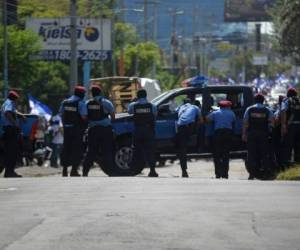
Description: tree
0,25,69,111
0,26,41,90
271,0,300,63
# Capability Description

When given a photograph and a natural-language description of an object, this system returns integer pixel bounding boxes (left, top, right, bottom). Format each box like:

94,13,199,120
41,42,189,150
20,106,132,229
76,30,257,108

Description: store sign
253,55,268,65
26,18,112,61
224,0,276,22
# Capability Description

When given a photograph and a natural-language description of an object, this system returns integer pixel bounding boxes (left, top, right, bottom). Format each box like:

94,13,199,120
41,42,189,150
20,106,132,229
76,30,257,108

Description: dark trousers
271,126,284,170
50,143,62,167
60,127,84,171
247,130,270,177
177,125,193,171
132,126,156,171
213,129,233,178
83,125,113,175
3,126,19,175
281,124,300,164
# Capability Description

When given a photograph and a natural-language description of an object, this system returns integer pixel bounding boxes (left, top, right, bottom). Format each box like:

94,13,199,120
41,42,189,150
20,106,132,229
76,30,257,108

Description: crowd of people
0,85,299,179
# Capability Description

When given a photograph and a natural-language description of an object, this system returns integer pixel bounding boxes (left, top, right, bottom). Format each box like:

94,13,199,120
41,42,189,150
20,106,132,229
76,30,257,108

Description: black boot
182,169,189,178
148,168,159,177
62,167,68,177
70,166,81,177
4,171,22,178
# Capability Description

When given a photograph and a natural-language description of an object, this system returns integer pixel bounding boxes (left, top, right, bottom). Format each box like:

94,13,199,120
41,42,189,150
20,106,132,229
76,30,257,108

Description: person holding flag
0,91,26,177
28,94,52,121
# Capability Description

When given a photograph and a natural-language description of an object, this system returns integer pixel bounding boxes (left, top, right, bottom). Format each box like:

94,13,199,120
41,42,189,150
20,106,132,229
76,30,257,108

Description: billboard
224,0,276,22
26,18,112,61
253,54,268,65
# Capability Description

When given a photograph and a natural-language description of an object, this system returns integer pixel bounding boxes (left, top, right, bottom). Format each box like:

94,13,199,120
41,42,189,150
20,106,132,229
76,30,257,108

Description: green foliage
29,61,69,112
114,22,139,48
216,42,235,54
0,25,40,89
18,0,116,19
156,71,178,91
276,165,300,181
270,0,300,63
0,25,69,111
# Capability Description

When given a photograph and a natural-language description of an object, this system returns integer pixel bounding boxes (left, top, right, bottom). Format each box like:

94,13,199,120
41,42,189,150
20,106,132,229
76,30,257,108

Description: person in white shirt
48,116,64,167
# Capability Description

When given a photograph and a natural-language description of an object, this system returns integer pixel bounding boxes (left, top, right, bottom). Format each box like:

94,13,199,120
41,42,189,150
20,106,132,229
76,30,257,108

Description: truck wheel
99,137,145,176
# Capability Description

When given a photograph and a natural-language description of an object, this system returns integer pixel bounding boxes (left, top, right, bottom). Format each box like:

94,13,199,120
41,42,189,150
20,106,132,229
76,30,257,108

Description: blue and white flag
28,94,52,121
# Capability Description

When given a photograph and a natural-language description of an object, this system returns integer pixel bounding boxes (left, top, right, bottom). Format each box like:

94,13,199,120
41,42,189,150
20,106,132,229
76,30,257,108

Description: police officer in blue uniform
281,88,300,165
206,100,236,179
272,95,285,170
243,94,274,179
128,89,158,177
82,85,115,176
0,91,25,177
176,98,201,177
60,86,87,177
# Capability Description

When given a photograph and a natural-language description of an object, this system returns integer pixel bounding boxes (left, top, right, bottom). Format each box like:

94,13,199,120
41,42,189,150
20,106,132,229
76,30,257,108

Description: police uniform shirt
244,103,274,123
176,103,201,126
207,107,236,131
59,95,87,127
128,98,157,117
281,98,289,112
85,95,115,127
1,98,17,126
281,97,300,124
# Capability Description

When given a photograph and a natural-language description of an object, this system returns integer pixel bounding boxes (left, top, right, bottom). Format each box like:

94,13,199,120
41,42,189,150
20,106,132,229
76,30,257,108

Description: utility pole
143,0,148,41
255,23,262,78
136,0,159,76
192,7,199,74
118,0,125,76
100,11,104,77
2,0,8,98
70,0,78,93
151,1,158,78
170,8,184,73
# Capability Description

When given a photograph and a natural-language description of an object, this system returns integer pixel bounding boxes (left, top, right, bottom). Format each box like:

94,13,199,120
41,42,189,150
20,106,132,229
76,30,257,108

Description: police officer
60,85,87,177
206,100,236,179
82,85,115,176
242,94,274,180
272,95,285,170
0,91,25,177
128,89,158,177
281,88,300,165
176,98,201,177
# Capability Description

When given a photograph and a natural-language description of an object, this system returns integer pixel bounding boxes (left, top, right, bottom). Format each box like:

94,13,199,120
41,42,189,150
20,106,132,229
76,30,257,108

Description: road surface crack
251,213,261,237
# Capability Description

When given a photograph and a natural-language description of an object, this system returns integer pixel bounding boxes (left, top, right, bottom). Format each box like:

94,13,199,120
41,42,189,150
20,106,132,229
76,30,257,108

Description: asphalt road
1,160,300,250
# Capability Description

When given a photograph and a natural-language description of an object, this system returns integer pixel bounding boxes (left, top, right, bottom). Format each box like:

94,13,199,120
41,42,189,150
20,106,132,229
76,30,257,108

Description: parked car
97,85,254,176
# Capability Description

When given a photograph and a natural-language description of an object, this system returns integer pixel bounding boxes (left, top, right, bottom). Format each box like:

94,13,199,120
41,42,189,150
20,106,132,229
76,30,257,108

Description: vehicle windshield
151,90,176,105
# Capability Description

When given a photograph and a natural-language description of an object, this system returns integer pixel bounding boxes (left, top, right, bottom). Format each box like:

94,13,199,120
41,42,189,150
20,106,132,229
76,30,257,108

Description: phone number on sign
40,50,112,61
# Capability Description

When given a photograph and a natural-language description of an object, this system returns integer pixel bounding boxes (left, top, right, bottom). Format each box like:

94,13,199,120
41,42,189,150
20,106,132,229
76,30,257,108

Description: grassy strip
276,165,300,180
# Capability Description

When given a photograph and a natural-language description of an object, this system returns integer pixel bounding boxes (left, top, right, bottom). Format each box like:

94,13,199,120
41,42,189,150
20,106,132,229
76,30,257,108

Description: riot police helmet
74,85,86,99
137,89,147,99
8,90,20,101
287,87,298,98
91,85,102,97
254,93,265,104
